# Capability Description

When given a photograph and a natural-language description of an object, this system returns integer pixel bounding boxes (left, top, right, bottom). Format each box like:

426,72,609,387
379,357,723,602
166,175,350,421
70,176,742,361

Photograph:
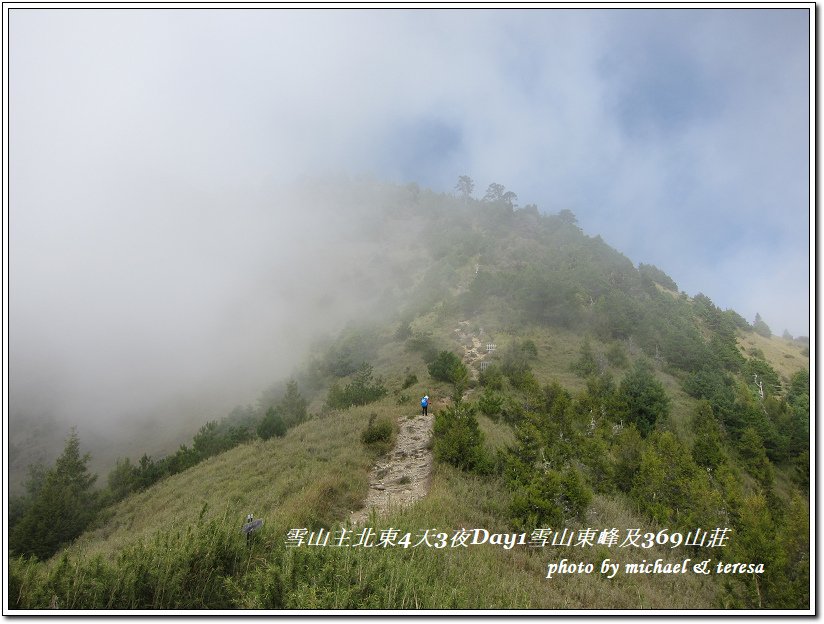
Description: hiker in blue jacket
421,394,429,416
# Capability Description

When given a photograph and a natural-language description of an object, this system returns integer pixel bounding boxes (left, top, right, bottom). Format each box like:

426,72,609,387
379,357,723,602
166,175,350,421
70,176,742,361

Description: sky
7,7,812,457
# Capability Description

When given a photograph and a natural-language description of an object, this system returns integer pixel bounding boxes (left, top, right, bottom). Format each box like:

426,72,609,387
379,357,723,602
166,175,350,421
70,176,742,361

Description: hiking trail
349,411,434,525
349,320,482,524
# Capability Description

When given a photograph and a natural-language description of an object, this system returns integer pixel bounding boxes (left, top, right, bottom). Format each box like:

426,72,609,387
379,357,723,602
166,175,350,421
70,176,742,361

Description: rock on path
350,412,434,525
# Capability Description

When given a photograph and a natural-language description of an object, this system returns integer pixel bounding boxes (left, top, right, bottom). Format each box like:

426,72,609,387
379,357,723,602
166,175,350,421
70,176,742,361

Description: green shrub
433,403,490,474
606,342,628,368
402,373,418,389
571,338,598,377
521,339,538,357
501,340,537,387
325,363,388,410
508,466,592,531
257,407,287,440
477,388,504,419
428,351,468,384
612,359,670,437
479,364,504,390
360,414,396,455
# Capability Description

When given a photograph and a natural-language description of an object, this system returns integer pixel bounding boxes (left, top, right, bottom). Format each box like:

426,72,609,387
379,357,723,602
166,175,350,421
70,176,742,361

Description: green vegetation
361,413,396,454
8,177,809,610
613,359,670,437
432,402,490,474
10,431,97,561
753,313,772,338
257,408,287,440
638,262,678,291
325,363,388,410
427,351,468,385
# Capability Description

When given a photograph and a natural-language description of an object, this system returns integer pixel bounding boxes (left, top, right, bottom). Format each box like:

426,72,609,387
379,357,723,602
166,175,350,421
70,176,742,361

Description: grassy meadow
9,397,719,609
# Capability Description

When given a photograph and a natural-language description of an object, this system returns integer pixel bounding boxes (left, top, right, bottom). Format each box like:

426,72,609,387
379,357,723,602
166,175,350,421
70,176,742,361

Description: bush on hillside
361,413,395,454
477,387,504,419
257,407,288,440
405,333,439,363
612,359,670,437
509,466,592,532
478,364,504,390
325,363,387,410
433,403,490,474
428,351,468,384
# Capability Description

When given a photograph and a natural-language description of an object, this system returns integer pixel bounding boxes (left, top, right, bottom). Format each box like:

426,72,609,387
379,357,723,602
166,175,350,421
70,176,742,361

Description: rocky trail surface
350,411,434,525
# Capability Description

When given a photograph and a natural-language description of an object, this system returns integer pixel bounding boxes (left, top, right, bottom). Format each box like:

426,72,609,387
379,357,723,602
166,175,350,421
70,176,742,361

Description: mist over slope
9,178,431,489
10,176,809,494
8,177,810,610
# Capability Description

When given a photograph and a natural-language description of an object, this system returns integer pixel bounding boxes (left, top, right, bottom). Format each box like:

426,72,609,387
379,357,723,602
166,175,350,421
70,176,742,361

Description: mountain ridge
8,178,810,610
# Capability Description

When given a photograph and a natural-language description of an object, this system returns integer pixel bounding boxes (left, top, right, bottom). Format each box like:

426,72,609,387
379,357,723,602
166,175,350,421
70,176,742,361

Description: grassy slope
736,332,810,382
16,188,808,609
44,312,735,609
54,397,718,609
70,408,375,561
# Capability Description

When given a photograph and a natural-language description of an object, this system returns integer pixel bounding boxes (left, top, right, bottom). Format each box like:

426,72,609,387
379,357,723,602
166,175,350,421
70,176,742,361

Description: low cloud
9,8,810,475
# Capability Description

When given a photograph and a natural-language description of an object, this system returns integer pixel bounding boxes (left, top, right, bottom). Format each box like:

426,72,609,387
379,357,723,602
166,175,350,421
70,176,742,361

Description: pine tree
738,426,774,487
10,429,98,560
753,313,772,338
613,360,670,437
280,380,308,427
257,407,287,440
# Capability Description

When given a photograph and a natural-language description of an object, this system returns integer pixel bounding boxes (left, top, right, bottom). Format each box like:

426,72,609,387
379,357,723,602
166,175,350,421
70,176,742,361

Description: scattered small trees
753,313,772,338
325,363,387,410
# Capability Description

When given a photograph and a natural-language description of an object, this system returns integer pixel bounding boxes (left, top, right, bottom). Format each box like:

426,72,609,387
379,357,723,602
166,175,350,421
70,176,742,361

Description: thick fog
8,9,811,482
10,176,402,481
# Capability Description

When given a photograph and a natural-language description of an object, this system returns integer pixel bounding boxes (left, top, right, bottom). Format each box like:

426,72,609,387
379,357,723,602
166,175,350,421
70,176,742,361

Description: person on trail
421,394,429,416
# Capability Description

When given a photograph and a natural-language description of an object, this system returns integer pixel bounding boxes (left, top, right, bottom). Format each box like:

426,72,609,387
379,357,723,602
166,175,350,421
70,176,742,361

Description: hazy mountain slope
13,370,721,609
9,179,810,610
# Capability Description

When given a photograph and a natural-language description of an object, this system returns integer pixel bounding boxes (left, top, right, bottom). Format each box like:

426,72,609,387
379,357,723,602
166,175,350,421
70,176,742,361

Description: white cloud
9,7,811,443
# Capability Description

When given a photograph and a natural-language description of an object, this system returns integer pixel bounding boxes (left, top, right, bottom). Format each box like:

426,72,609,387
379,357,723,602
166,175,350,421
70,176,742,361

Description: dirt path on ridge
349,320,482,524
349,411,434,525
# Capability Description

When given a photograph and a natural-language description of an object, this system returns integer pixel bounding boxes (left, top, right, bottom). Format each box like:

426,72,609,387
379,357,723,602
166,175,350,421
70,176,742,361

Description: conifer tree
613,360,670,437
11,429,98,560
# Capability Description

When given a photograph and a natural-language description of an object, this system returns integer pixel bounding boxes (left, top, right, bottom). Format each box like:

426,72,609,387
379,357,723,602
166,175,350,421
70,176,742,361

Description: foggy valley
5,7,811,612
10,178,431,490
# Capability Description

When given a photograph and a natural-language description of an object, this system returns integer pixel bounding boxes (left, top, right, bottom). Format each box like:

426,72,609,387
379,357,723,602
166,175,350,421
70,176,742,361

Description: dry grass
737,332,809,382
68,408,376,561
36,382,728,610
477,413,516,452
42,315,742,608
361,465,721,609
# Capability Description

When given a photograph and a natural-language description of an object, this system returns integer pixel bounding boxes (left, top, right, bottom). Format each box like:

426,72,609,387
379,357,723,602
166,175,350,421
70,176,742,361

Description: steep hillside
9,180,810,610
